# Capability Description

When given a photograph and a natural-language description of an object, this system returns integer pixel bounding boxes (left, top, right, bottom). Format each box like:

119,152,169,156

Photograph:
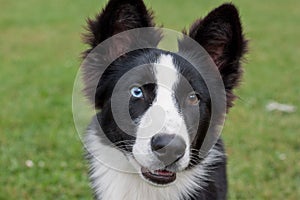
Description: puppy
81,0,247,199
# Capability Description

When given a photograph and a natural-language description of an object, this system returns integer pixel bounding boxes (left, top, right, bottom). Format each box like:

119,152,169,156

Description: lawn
1,0,299,199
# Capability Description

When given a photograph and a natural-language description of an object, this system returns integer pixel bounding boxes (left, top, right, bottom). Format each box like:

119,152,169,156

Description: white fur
133,54,190,172
85,127,224,200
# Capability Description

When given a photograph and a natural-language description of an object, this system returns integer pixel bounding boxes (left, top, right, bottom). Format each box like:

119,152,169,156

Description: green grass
1,0,299,199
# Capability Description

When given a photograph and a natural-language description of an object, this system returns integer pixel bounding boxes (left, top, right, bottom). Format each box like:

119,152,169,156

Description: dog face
82,0,247,186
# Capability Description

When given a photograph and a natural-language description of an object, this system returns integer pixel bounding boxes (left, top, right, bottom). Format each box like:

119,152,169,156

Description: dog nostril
151,134,186,166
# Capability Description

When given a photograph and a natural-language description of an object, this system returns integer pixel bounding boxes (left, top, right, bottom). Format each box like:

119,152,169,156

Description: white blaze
133,54,190,170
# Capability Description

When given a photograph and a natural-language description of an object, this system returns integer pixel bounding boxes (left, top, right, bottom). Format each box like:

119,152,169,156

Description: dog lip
141,167,176,185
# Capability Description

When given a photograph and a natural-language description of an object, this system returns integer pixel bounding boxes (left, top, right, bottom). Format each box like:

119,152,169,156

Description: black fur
187,3,248,109
82,1,247,199
82,0,160,58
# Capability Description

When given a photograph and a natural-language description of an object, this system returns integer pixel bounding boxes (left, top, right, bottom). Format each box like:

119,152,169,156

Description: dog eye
130,86,143,98
186,92,200,105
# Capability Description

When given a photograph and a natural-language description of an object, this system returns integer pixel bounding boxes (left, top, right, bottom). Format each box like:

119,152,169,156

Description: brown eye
186,92,200,105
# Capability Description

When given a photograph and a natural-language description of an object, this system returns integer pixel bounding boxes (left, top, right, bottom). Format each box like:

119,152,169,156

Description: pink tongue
154,170,173,176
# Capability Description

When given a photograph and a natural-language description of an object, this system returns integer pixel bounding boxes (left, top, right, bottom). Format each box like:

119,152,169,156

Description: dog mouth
141,167,176,185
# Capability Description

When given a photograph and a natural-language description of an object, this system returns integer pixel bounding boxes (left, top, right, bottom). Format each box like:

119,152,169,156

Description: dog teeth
142,167,174,176
153,169,173,176
152,170,160,175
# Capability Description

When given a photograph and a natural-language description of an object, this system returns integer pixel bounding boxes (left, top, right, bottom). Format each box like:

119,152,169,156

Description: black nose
151,134,186,166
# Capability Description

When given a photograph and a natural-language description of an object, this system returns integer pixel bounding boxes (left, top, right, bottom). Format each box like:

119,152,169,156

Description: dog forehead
154,54,179,89
153,53,200,98
151,54,180,110
115,52,180,90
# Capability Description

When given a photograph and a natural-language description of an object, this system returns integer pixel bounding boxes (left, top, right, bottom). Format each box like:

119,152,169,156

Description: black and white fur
81,0,247,199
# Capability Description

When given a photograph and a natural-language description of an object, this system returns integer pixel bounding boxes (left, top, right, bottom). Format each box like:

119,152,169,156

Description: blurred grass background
0,0,299,199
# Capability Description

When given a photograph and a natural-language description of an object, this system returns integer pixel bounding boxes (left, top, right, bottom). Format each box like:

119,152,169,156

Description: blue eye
130,87,143,98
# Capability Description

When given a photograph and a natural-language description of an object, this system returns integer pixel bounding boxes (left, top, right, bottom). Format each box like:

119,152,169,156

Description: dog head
82,0,247,186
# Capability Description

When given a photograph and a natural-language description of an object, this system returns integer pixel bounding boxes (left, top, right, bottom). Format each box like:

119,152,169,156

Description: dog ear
81,0,161,108
83,0,157,56
187,3,247,108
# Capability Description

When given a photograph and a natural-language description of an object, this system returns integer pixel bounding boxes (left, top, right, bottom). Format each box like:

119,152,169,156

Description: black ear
81,0,161,108
83,0,157,56
188,3,247,108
